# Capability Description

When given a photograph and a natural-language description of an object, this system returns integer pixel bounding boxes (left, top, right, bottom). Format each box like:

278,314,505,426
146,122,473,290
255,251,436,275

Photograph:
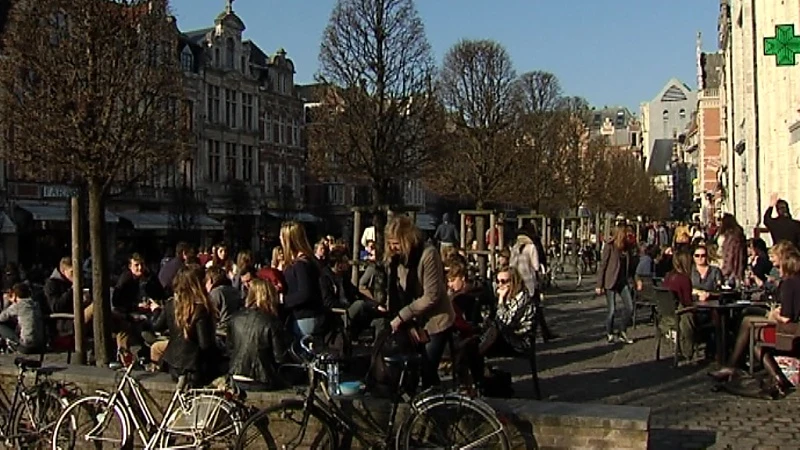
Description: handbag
775,322,800,352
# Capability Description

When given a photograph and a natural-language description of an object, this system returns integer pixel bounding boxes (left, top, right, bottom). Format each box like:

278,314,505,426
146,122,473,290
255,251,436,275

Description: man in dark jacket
113,253,166,314
434,213,459,248
43,256,91,336
763,193,800,248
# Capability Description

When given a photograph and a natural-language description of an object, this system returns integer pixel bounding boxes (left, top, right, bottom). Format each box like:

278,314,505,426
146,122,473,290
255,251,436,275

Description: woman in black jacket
159,266,223,386
227,278,289,391
280,221,324,338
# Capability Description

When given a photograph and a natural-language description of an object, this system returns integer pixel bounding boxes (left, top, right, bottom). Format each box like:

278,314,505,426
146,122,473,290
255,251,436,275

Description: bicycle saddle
383,353,422,365
14,357,41,370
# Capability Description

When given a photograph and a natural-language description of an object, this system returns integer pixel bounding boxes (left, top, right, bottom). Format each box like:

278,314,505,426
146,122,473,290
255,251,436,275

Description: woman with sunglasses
478,267,534,357
690,244,723,300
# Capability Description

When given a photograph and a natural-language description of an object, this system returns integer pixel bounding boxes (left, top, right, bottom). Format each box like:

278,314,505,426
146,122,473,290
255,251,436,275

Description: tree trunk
88,178,113,366
70,195,86,365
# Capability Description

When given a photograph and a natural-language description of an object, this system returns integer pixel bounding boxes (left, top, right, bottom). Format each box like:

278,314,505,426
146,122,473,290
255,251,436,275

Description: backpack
364,327,419,398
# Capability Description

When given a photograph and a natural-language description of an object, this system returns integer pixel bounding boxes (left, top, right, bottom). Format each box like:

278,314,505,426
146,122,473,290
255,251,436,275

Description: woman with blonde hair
386,216,455,389
226,278,289,391
711,243,800,397
281,221,324,338
596,225,636,344
159,267,222,386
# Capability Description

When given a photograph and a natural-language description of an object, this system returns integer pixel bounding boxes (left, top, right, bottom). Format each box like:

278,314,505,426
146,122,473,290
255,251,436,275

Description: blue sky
170,0,719,114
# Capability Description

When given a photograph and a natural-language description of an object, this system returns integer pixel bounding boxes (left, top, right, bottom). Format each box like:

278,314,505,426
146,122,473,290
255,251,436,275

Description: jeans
292,318,318,339
421,329,451,389
605,285,633,335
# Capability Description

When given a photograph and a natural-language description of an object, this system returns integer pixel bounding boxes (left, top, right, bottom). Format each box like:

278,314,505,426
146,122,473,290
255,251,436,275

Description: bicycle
50,359,248,449
235,335,509,449
0,356,73,448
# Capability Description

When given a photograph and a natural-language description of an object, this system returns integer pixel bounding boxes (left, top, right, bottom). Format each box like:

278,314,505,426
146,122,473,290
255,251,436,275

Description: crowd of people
2,194,798,398
0,214,560,396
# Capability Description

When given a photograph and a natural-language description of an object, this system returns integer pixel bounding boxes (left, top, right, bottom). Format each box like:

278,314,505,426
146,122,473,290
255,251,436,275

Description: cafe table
693,297,769,364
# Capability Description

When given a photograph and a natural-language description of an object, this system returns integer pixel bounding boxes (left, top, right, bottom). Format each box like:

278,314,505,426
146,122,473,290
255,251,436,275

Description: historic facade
718,0,800,237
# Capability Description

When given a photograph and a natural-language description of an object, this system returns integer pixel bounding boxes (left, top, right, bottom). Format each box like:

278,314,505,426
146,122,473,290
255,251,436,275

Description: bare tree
0,0,189,365
310,0,443,250
431,39,521,209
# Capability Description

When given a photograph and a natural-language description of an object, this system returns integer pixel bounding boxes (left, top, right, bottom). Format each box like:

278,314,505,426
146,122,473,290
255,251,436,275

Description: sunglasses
694,254,707,258
496,278,510,285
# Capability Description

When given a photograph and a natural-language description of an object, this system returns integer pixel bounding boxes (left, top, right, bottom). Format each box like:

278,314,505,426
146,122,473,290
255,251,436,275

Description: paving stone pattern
491,276,800,450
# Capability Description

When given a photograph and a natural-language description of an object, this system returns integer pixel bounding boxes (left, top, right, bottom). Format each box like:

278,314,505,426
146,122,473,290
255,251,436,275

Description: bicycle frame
0,363,69,443
91,364,223,449
284,354,411,449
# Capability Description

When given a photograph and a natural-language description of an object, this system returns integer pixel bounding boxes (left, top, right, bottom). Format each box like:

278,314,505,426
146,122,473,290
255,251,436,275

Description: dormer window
225,38,235,69
180,46,194,72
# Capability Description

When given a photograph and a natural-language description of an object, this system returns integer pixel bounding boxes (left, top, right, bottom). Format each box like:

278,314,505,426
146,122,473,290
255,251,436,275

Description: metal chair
653,287,695,367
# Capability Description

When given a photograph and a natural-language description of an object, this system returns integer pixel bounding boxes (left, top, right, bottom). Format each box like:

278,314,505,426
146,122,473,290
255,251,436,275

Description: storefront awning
117,211,223,231
18,204,119,223
268,212,322,223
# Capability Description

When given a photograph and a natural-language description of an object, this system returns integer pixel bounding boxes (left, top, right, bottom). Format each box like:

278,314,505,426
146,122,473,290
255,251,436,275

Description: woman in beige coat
386,216,455,388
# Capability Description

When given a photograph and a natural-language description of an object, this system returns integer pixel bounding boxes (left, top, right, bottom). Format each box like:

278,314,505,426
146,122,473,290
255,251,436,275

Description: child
0,283,45,354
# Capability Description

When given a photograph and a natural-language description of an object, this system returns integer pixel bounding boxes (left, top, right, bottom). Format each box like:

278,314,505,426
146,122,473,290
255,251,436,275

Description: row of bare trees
308,0,669,225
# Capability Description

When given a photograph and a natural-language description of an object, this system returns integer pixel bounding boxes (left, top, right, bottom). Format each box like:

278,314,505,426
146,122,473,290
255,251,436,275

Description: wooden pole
459,213,466,250
70,195,86,365
489,213,497,273
351,210,361,286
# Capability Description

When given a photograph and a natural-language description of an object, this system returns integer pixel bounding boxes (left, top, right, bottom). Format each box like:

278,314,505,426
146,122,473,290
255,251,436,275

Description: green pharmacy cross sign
764,24,800,66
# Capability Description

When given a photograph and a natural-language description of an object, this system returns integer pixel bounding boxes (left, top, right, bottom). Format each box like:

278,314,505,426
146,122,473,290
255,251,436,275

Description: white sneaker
618,331,634,344
607,334,616,343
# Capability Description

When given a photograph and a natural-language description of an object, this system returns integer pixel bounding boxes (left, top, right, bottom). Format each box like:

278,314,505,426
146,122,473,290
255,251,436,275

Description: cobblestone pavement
492,275,800,449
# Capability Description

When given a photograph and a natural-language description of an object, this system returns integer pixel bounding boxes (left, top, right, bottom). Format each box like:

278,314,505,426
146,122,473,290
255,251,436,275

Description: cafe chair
653,288,695,367
633,277,656,329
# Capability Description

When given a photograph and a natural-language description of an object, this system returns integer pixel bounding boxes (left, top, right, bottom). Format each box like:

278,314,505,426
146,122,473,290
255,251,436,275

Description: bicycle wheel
159,394,244,449
235,400,335,450
396,395,509,449
11,387,69,449
51,395,128,450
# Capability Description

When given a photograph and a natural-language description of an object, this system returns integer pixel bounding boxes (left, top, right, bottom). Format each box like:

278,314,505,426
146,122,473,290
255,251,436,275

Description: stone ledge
0,356,650,449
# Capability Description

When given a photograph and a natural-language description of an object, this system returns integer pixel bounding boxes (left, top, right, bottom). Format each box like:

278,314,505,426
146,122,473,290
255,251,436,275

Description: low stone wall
0,356,650,449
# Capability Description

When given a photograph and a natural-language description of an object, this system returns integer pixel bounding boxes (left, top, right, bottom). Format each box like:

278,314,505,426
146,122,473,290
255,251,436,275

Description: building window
242,146,254,183
292,119,300,146
662,110,669,120
243,94,254,131
181,46,194,72
241,56,246,74
264,112,272,142
287,167,296,195
278,116,286,144
225,38,235,69
214,48,220,67
273,118,280,144
207,85,220,123
631,132,638,146
225,89,237,128
615,111,625,126
208,140,221,182
225,143,237,179
182,100,193,131
326,184,345,205
679,109,686,119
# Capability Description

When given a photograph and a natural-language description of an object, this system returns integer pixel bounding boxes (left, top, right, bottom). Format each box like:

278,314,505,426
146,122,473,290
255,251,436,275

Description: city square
0,0,799,449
